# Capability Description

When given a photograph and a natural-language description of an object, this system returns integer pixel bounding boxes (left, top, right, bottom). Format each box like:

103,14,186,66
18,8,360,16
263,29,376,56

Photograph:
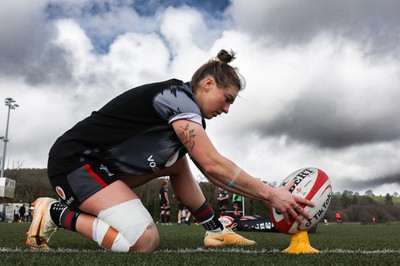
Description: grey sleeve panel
153,85,203,125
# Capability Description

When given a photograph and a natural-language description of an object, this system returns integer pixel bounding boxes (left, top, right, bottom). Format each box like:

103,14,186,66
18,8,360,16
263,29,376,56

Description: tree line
3,168,400,223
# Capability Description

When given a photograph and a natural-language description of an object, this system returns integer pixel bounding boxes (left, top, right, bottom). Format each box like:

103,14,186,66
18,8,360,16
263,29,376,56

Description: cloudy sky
0,0,399,196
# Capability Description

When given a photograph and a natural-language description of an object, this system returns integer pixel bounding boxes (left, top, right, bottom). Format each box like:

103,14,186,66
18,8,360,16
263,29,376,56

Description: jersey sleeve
153,85,203,126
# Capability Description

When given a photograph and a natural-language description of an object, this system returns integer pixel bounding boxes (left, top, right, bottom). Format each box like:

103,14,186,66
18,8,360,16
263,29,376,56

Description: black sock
49,202,81,231
192,201,223,232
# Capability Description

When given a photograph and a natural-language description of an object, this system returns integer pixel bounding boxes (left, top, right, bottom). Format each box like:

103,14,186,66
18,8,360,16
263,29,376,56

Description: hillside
1,168,399,223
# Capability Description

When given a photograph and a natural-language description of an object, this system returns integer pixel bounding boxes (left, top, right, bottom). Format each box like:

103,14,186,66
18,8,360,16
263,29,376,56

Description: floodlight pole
1,97,19,177
242,197,245,216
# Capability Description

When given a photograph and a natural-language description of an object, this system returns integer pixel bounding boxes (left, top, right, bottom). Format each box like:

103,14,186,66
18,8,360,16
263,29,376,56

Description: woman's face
195,76,239,120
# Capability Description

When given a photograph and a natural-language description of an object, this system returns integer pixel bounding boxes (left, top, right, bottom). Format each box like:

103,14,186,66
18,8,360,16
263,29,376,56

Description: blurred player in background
336,212,342,224
232,193,243,218
217,187,229,217
177,201,191,225
159,179,171,225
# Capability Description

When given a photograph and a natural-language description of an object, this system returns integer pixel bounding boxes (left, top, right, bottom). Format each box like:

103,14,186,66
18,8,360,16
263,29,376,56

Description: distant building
0,177,16,199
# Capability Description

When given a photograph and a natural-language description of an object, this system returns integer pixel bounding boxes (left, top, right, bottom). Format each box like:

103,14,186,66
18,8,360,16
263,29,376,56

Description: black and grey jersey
48,79,205,176
159,187,169,204
218,189,229,205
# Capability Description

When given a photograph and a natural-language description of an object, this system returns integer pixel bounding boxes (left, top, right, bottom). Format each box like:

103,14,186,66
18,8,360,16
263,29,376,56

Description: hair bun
208,49,236,64
216,49,236,64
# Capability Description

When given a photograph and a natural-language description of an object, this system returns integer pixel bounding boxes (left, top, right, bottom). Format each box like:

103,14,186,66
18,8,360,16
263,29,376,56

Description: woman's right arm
172,119,314,224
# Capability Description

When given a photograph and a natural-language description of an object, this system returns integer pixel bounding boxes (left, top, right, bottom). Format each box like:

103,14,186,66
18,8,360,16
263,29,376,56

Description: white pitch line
0,247,399,254
322,248,400,254
161,248,400,254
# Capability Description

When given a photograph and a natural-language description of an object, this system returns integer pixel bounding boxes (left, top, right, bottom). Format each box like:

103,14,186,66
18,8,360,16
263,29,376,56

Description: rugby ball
270,167,332,234
219,216,236,228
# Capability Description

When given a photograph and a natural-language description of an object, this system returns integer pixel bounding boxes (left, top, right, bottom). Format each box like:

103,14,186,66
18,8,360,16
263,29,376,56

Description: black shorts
160,200,169,207
219,204,227,211
49,158,118,210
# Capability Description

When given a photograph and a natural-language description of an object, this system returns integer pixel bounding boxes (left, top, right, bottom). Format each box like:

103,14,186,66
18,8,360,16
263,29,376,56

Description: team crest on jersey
55,186,66,200
99,164,114,177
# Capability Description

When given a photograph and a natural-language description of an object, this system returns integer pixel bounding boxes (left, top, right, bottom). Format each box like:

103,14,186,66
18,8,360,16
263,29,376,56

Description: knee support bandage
92,218,130,252
93,199,154,252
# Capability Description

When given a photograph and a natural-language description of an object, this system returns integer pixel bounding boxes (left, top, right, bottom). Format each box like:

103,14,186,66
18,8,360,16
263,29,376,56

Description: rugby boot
204,224,256,247
26,197,58,250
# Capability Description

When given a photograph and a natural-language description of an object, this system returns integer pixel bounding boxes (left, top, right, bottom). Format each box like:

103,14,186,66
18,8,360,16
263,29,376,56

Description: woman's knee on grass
129,222,159,253
96,199,156,252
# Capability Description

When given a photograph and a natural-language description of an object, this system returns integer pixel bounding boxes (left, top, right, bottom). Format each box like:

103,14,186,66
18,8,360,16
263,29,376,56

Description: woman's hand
268,180,315,224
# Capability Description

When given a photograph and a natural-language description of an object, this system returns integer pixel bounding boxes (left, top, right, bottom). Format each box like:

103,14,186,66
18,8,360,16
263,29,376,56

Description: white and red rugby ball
270,167,333,234
218,216,236,228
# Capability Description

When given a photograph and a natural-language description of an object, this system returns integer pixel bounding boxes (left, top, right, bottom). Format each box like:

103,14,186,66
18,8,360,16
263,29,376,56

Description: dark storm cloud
0,3,73,86
233,0,400,57
252,85,400,149
344,173,400,192
257,88,400,148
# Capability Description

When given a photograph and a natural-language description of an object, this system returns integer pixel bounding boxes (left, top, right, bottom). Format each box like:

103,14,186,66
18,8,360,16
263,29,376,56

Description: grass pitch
0,222,399,265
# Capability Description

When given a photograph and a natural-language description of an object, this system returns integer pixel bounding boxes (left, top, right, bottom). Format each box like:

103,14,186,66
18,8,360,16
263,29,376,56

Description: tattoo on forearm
177,123,196,152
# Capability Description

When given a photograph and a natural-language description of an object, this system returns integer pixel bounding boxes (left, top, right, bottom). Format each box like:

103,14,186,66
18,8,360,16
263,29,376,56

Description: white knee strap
97,199,154,247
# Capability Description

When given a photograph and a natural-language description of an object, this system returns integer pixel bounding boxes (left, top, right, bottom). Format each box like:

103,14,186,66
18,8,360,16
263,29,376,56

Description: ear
203,76,215,92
